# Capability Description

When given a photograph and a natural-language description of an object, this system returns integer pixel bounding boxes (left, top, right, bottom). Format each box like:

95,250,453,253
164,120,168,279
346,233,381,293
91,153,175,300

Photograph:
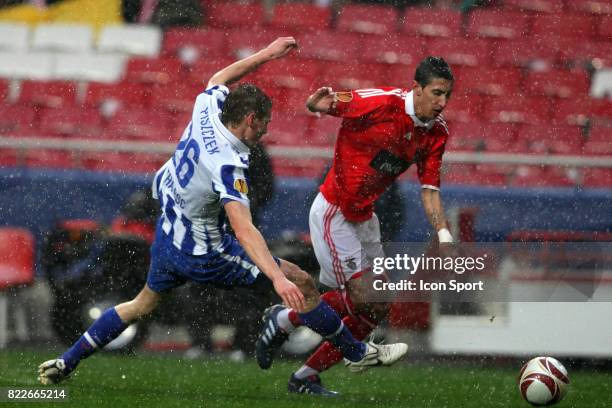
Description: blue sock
61,307,128,372
298,301,366,362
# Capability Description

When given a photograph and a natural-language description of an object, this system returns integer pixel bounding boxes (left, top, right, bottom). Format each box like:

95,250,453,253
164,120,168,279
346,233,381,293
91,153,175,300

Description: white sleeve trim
421,184,440,191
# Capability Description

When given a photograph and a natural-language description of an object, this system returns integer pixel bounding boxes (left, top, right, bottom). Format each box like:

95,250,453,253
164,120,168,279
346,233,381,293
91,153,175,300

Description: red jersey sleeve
417,125,448,190
327,89,389,119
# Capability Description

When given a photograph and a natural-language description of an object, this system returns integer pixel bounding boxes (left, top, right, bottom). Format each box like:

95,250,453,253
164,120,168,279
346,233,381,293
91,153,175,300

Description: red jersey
320,87,449,222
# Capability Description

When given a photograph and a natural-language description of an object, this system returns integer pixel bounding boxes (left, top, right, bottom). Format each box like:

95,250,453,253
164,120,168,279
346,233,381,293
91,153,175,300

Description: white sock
276,308,295,333
294,365,319,380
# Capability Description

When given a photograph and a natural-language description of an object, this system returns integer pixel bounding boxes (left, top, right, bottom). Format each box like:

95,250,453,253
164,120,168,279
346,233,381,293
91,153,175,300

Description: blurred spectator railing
1,135,611,168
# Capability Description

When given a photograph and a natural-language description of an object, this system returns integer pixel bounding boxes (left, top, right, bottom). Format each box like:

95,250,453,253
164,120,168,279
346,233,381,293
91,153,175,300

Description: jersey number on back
175,138,201,188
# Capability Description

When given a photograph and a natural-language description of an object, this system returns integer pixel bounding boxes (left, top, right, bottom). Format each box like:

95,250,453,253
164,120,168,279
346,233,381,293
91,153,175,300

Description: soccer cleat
255,304,289,369
38,359,69,385
344,341,408,373
288,374,339,397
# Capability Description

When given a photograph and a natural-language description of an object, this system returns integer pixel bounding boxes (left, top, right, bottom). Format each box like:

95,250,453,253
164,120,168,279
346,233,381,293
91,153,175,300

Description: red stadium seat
466,10,531,39
566,0,612,15
551,98,591,126
187,57,234,87
0,105,36,136
583,125,612,155
516,124,584,155
427,37,492,67
484,95,551,124
254,57,321,90
478,123,519,153
163,28,227,59
449,122,517,152
455,67,521,96
0,227,34,290
337,4,399,35
124,57,184,85
510,166,576,188
38,107,103,139
0,80,8,104
308,115,341,147
38,107,81,137
588,98,612,123
265,111,309,145
272,157,330,178
531,13,595,38
319,62,388,90
550,37,612,68
555,98,612,126
582,140,612,155
82,152,166,174
442,163,477,185
150,80,200,113
385,63,418,87
446,124,485,152
502,0,564,13
106,108,174,142
442,93,483,123
270,3,331,32
170,112,193,140
360,34,426,66
597,15,612,39
226,28,288,59
0,149,18,167
298,31,361,62
258,86,309,114
589,124,612,143
78,109,105,139
206,2,264,28
18,80,77,109
84,82,151,109
581,168,612,188
402,7,462,37
24,149,74,169
491,38,558,69
524,70,590,99
443,163,507,186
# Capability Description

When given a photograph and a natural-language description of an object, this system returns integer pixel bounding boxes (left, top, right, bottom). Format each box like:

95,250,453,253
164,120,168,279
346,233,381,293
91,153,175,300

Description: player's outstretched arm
421,188,453,243
306,86,337,113
207,36,298,88
224,200,306,311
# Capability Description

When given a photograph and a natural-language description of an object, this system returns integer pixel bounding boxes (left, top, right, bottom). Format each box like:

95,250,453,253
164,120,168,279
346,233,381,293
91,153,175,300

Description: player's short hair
414,56,454,87
220,83,272,127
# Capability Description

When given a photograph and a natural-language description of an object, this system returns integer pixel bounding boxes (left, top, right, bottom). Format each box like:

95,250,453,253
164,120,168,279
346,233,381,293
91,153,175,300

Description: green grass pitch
1,350,611,407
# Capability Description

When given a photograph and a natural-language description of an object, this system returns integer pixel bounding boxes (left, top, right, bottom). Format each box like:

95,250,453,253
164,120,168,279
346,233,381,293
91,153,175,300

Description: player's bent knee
117,286,161,322
281,260,318,298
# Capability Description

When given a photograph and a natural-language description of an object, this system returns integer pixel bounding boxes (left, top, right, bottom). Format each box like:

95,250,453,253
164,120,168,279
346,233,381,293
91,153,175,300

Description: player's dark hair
414,56,454,87
220,83,272,127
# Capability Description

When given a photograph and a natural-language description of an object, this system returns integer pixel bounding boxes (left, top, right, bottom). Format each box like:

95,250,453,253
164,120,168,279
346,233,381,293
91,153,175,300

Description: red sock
287,309,302,327
304,314,373,373
320,290,348,317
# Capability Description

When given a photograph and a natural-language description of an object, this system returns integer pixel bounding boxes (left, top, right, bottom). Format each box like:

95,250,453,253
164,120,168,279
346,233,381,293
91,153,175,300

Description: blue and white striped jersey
152,85,251,255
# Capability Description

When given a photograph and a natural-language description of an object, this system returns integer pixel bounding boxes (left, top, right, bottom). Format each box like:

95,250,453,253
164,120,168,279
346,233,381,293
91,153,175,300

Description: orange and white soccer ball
518,357,570,406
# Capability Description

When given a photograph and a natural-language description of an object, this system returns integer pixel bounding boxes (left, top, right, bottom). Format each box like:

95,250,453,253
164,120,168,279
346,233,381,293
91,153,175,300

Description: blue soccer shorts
146,228,280,293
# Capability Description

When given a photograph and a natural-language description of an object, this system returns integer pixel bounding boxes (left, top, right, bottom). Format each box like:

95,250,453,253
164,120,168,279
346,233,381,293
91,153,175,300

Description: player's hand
273,276,306,312
263,37,298,60
306,87,336,113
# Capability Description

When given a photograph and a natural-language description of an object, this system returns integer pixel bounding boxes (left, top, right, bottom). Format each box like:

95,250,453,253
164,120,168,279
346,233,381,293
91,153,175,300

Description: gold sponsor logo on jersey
234,179,248,194
336,91,353,102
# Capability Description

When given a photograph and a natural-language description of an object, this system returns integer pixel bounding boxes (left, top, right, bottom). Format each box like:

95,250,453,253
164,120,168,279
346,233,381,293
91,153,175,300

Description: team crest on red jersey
404,131,412,141
336,92,353,102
